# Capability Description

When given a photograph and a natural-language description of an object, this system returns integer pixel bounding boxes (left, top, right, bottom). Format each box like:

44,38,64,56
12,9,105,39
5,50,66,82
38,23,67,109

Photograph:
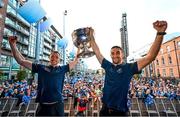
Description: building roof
127,32,180,63
163,32,180,43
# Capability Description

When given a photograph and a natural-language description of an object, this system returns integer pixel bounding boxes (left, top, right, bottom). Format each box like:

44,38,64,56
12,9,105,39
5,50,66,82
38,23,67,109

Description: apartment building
0,0,62,79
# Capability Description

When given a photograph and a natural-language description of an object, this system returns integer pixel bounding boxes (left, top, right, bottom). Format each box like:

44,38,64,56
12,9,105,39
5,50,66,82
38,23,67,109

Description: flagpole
63,10,67,65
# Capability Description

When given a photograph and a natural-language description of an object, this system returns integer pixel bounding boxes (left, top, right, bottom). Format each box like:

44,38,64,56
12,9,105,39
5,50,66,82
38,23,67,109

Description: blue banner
40,18,52,32
0,0,4,8
17,0,46,23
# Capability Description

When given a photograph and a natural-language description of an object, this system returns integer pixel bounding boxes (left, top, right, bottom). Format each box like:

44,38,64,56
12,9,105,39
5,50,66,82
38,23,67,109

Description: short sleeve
129,62,142,74
32,63,42,73
101,58,112,70
62,64,69,73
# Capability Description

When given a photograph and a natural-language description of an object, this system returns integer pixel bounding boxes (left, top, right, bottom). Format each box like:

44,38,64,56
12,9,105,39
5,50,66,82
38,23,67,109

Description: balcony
43,50,51,55
3,31,11,38
44,36,52,43
5,22,30,36
6,11,30,27
42,57,49,61
1,42,11,50
16,26,30,36
21,49,28,55
17,38,29,46
44,43,52,49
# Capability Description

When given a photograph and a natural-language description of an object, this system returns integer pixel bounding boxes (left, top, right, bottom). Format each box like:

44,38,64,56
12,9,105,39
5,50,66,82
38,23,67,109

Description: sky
41,0,180,70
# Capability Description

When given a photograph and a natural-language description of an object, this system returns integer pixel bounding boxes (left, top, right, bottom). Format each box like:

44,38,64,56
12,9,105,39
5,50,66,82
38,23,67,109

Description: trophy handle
77,42,95,58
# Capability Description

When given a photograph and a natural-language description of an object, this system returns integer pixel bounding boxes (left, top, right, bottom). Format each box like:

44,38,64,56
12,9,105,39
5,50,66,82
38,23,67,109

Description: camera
76,28,87,41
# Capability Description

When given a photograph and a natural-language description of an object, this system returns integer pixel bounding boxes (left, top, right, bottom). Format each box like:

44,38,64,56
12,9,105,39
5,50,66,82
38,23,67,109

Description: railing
0,97,179,116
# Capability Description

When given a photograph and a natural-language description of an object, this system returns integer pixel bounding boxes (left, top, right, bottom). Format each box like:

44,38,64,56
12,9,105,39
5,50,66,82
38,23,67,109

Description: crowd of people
0,79,37,105
130,77,180,99
1,75,179,110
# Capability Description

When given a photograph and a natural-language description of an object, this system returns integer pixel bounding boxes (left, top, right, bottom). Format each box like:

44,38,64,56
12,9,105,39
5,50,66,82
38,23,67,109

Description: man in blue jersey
89,20,167,116
8,36,80,116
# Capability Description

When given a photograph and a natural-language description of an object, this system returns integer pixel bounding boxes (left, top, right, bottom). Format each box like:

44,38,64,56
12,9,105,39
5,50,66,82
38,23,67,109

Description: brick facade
144,37,180,78
154,37,180,78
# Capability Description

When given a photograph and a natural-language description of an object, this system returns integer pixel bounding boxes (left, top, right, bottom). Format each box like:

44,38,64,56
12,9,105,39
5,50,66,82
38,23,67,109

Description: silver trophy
72,28,95,58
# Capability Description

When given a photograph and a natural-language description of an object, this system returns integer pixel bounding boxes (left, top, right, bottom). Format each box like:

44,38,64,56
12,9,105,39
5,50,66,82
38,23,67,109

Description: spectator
8,35,80,116
89,20,167,116
76,95,89,116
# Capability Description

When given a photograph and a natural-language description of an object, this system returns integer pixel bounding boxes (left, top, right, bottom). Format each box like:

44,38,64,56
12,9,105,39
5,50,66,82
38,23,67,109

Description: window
166,46,170,53
157,69,160,77
156,59,159,65
4,28,13,35
5,17,15,25
169,68,174,77
0,55,11,67
160,49,163,54
178,41,180,48
161,57,165,65
162,69,166,77
168,54,172,64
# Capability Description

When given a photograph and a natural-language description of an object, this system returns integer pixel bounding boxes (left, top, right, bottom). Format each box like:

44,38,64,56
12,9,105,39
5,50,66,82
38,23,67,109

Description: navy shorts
36,102,64,116
100,104,128,116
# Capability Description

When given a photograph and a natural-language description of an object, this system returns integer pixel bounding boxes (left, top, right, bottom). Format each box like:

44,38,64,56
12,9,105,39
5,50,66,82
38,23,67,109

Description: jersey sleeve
101,58,112,70
32,63,42,73
62,64,70,73
129,62,142,74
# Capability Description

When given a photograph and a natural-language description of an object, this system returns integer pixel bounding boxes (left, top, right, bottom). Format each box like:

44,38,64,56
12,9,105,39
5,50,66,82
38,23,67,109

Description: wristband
157,32,166,35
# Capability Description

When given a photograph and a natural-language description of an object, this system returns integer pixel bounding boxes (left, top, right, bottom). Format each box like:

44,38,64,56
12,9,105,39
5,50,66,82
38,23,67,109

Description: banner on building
17,0,46,23
40,18,52,32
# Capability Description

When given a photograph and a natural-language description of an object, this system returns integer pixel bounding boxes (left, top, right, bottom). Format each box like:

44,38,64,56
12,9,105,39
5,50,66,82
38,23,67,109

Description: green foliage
0,72,3,78
96,70,99,74
16,70,27,81
69,70,75,77
0,72,7,81
134,74,140,80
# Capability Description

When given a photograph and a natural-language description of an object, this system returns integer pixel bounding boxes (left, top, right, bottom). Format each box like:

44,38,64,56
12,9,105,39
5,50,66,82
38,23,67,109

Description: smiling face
49,51,60,66
110,46,124,64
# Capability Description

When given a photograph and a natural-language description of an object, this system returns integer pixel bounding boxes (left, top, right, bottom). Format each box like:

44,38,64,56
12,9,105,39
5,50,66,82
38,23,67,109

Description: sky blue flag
0,0,4,8
40,18,52,32
69,49,75,59
17,0,46,23
57,38,68,49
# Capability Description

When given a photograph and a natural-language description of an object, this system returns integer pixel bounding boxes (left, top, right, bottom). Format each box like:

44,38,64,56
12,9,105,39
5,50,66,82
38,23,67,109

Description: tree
0,71,4,81
16,70,27,81
69,70,75,77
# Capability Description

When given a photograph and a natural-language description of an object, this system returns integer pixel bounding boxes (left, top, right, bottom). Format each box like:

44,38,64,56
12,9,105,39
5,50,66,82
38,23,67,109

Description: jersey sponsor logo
117,68,122,73
44,67,50,72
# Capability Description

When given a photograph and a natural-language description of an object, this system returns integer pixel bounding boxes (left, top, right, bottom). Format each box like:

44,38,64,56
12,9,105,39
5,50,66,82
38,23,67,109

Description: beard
113,60,120,64
112,58,122,64
50,60,58,65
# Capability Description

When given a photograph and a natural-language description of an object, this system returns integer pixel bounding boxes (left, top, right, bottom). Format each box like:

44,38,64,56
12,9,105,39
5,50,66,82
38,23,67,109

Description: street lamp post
35,21,41,63
62,10,67,65
34,0,41,83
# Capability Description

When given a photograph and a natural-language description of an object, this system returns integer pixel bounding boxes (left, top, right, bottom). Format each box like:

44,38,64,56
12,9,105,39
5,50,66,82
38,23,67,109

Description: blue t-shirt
101,58,140,112
32,63,69,103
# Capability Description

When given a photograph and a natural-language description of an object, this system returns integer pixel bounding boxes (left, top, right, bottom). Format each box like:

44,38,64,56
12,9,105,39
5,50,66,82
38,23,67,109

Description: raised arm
89,28,104,64
8,36,32,70
69,48,80,70
137,20,167,71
